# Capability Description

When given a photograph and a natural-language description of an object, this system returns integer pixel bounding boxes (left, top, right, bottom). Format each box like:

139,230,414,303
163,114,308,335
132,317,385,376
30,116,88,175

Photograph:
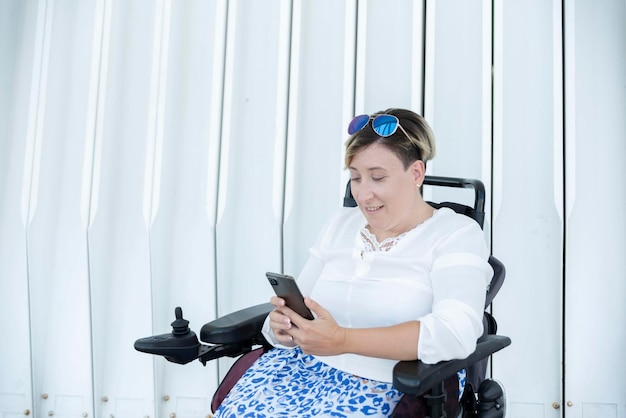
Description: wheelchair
135,176,511,417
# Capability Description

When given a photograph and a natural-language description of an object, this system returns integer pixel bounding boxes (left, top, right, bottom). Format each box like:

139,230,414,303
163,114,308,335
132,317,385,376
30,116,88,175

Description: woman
214,108,493,417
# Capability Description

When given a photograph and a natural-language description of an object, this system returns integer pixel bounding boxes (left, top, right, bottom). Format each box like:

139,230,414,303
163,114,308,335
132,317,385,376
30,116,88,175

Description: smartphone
266,272,314,320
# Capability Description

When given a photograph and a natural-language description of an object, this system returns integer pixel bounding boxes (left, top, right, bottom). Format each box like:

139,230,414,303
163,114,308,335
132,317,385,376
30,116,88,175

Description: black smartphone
266,272,314,320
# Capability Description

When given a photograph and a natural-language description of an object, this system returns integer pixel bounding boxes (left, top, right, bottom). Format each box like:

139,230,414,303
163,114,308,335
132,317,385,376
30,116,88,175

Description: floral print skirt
214,347,404,417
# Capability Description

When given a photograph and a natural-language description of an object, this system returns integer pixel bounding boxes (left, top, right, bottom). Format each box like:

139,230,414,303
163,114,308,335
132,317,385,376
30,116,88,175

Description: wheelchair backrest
343,175,486,227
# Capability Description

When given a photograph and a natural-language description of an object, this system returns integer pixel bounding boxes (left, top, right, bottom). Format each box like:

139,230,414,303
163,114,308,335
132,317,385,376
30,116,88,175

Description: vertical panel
356,0,424,113
149,0,226,415
282,0,356,276
492,0,564,415
424,0,493,211
25,1,102,417
215,0,293,381
215,0,291,314
0,0,39,416
87,1,159,417
564,0,626,415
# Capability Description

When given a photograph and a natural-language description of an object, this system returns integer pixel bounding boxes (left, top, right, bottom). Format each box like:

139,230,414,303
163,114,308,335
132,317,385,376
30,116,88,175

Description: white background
0,0,624,417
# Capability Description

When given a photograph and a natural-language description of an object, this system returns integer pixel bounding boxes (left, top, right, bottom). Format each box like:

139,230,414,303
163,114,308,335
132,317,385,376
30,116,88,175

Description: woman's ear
410,160,426,185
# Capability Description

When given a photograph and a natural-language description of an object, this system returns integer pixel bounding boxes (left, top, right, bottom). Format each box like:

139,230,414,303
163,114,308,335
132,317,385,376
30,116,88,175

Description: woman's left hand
285,297,346,356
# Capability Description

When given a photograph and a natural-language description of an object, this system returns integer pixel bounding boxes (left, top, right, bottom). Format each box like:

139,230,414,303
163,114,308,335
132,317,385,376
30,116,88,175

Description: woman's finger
269,295,286,308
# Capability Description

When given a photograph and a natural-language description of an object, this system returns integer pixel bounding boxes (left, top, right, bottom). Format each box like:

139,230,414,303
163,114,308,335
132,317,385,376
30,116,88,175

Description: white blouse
262,206,493,383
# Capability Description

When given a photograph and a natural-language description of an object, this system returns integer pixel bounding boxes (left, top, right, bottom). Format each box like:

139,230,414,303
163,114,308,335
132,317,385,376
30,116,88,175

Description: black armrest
200,303,273,345
135,304,273,365
392,335,511,395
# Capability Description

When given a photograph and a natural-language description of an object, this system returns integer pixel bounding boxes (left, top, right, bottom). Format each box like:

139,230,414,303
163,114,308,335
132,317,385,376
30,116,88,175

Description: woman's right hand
268,296,297,347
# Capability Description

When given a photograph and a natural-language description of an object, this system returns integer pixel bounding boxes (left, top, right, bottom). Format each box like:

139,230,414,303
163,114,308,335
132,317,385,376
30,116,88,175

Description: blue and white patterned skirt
214,347,404,417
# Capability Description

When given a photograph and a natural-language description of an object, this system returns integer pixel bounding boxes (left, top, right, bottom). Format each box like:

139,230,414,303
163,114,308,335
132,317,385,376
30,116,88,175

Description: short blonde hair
344,108,436,169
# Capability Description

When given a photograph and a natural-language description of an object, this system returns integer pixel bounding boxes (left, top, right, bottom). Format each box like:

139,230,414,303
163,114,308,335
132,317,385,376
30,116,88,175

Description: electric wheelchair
135,176,511,417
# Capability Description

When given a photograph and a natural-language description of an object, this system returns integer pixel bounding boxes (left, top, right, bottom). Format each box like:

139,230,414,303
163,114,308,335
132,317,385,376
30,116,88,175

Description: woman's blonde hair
344,108,436,169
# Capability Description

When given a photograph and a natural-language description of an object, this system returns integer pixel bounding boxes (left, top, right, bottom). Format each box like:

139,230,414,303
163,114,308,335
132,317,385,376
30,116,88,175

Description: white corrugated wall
0,0,624,417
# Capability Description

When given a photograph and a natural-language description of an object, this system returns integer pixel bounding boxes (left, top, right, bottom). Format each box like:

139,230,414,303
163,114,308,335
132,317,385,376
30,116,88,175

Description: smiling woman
213,108,493,417
345,109,437,242
348,142,434,242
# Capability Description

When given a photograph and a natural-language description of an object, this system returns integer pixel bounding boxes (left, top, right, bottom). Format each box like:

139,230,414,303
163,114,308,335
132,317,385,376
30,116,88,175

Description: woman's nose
355,183,373,202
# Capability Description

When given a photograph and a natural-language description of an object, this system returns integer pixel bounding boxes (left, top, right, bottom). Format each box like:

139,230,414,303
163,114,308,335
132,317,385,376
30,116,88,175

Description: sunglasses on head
347,114,412,140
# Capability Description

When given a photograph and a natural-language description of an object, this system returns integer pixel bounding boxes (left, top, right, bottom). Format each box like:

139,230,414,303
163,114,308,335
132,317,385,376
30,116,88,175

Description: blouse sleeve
417,220,493,364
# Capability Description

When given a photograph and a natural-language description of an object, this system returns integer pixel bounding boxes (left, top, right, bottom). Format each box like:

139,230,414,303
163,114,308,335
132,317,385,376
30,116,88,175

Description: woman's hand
268,296,298,347
269,295,420,360
282,297,346,356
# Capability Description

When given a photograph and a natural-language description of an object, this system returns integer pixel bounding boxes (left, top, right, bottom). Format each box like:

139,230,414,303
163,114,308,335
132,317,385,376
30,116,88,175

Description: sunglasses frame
347,114,413,143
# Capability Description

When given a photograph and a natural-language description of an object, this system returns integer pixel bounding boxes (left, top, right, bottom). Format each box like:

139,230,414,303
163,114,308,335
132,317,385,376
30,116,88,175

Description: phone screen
266,272,314,320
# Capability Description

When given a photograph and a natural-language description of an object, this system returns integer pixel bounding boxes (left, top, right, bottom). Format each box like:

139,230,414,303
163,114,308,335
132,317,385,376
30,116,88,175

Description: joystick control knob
171,307,190,335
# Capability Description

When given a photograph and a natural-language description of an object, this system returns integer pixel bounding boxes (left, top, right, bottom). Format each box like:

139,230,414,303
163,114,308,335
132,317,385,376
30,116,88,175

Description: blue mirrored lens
347,114,370,135
372,115,398,137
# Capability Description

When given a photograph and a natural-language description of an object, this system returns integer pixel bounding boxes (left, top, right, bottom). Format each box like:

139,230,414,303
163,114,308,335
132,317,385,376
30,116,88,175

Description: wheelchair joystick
171,307,190,335
134,306,202,364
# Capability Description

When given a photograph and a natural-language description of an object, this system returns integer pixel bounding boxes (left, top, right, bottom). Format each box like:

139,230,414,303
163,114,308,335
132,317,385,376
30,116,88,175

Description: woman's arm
266,266,488,362
282,297,421,361
281,230,491,362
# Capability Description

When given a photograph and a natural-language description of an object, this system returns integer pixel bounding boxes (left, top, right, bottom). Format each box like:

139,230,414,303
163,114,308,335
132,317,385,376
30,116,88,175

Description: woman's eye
372,177,385,182
350,178,361,183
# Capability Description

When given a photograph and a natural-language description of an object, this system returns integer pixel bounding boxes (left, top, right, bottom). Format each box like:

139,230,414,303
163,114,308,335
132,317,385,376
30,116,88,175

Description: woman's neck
367,200,436,242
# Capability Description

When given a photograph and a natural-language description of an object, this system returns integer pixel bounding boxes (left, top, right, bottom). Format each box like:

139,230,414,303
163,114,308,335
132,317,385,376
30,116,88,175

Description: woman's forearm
341,321,420,361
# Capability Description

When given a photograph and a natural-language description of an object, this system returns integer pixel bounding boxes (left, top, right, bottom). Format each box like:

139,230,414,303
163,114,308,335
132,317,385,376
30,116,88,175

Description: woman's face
348,142,425,241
